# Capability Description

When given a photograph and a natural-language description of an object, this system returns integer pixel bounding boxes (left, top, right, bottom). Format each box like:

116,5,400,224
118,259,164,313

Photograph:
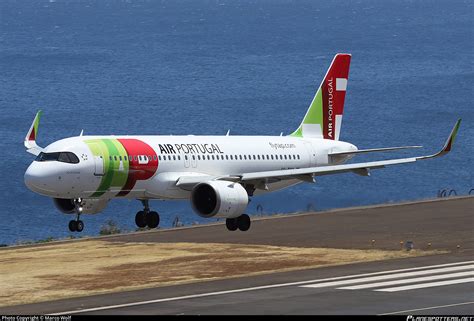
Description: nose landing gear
135,200,160,229
68,198,84,232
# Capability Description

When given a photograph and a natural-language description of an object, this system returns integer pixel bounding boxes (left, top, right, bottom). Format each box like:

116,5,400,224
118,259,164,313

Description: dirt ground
0,240,441,307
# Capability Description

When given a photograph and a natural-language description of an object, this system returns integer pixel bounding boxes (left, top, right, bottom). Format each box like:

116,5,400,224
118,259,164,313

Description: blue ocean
0,0,472,245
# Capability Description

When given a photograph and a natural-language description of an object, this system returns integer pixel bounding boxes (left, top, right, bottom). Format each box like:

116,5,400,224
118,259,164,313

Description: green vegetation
35,236,56,244
99,220,122,235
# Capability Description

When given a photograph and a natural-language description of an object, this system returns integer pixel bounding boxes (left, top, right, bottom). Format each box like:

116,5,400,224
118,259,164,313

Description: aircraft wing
175,174,240,191
175,119,460,190
240,119,461,183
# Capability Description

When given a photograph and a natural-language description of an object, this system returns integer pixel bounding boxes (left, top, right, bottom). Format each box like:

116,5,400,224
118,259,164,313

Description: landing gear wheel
135,211,147,228
226,218,238,231
68,220,77,232
237,214,251,231
146,211,160,229
76,220,84,232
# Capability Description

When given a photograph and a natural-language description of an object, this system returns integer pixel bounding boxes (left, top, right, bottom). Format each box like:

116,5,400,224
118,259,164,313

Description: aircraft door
303,142,317,167
94,156,105,176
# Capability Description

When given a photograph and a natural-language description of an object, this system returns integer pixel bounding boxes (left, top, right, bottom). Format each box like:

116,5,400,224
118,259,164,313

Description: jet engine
53,198,109,214
53,198,76,214
191,181,249,219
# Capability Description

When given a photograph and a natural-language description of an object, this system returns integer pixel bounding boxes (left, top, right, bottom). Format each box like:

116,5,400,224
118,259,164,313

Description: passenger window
119,156,122,161
109,156,112,161
173,155,176,161
253,155,256,160
298,155,300,160
178,156,181,160
192,155,195,160
197,155,201,160
124,156,127,161
153,155,157,160
226,155,229,160
207,155,210,160
114,156,118,161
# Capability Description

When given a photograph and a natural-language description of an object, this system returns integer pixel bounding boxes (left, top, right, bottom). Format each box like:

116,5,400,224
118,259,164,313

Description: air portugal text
158,143,224,155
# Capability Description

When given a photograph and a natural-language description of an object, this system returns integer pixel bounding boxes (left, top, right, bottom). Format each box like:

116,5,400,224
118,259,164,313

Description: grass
0,240,443,307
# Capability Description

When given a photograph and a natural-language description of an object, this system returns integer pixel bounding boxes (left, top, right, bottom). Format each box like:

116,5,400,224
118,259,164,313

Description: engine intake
53,198,109,214
191,181,248,218
53,198,76,214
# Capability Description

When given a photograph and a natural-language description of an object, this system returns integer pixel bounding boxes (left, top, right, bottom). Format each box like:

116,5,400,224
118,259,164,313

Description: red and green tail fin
290,53,351,140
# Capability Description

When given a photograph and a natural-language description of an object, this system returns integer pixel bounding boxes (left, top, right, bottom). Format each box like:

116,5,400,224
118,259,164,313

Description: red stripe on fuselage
116,139,158,196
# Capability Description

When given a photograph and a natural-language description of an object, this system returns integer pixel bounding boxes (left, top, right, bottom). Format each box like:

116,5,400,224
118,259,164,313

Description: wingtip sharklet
24,110,44,155
417,118,461,160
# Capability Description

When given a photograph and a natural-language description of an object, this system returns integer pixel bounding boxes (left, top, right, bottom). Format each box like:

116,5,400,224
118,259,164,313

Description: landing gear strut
226,214,251,232
68,198,84,232
135,200,160,229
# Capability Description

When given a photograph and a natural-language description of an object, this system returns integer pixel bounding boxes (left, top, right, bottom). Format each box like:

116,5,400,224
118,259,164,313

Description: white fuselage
24,135,357,202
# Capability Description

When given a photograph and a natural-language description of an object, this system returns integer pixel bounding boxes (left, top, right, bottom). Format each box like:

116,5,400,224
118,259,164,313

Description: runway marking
338,271,473,290
50,260,474,315
375,277,474,292
300,264,473,289
379,301,474,315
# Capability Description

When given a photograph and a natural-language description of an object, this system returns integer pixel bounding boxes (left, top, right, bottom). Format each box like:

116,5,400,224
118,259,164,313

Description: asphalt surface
1,196,473,315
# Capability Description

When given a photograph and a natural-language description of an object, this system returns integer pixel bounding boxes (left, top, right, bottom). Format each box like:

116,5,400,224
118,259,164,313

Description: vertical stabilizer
290,53,351,140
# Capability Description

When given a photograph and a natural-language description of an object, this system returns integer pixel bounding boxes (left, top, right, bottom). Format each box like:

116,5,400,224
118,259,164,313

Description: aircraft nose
24,162,49,193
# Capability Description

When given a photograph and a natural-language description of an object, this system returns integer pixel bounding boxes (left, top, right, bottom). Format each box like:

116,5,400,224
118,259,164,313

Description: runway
1,196,473,315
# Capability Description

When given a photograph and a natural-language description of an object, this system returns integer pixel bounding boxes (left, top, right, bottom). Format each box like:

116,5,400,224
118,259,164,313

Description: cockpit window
35,152,80,164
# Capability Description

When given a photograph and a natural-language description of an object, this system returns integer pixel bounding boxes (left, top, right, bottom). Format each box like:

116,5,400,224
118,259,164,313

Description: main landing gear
135,200,160,229
68,198,84,232
226,214,251,232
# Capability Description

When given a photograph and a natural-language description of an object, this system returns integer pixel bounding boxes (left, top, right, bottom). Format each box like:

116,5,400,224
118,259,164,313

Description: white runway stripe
376,277,474,292
51,261,474,315
338,271,473,290
300,264,473,289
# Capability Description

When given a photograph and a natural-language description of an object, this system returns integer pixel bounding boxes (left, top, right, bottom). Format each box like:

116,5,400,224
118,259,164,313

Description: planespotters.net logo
407,316,473,321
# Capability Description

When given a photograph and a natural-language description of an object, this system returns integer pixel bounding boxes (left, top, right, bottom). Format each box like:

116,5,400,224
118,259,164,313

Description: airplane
24,53,461,233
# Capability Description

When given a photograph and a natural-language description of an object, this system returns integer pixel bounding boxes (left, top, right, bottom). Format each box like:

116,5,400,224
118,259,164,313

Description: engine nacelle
53,198,75,214
53,198,109,215
191,181,249,219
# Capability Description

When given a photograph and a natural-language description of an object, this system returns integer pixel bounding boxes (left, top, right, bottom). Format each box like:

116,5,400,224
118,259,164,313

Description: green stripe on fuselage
85,139,129,197
108,139,129,190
